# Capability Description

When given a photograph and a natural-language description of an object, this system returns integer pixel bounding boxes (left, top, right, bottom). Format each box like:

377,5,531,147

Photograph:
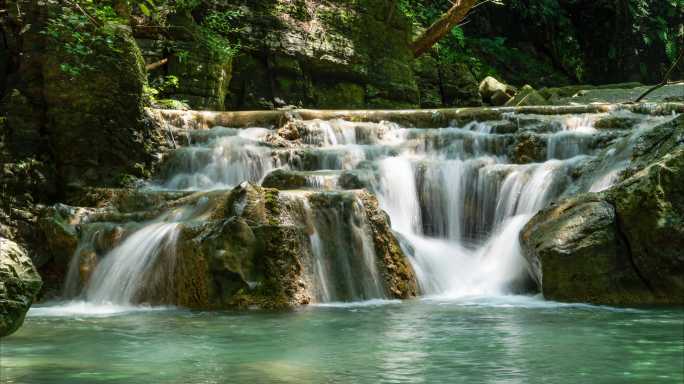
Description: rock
360,192,417,298
490,89,512,106
261,169,307,190
594,115,641,130
479,76,508,103
0,238,42,337
219,1,419,109
512,133,547,164
51,184,417,309
505,85,550,107
520,115,684,305
338,170,368,190
520,195,653,304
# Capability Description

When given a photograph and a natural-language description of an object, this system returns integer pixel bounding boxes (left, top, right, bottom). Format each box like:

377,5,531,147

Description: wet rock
520,195,653,304
479,76,515,105
360,192,418,298
338,171,368,190
520,115,684,305
261,169,307,190
594,115,641,130
512,133,547,164
0,238,42,337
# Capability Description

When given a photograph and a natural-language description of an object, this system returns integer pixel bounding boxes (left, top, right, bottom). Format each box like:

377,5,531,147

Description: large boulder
0,238,42,337
479,76,515,105
44,183,417,309
520,115,684,304
520,195,654,304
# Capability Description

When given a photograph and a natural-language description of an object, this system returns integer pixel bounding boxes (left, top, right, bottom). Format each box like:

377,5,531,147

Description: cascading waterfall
85,222,181,304
298,194,385,302
66,108,675,304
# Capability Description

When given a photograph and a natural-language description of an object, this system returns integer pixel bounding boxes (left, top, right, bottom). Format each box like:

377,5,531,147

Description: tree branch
635,49,684,102
146,57,169,71
410,0,478,58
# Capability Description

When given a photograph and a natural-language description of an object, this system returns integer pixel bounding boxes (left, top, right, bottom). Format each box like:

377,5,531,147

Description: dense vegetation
402,0,683,86
31,0,684,93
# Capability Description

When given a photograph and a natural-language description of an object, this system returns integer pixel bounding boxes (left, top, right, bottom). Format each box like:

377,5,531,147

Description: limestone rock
0,238,42,337
261,169,307,190
479,76,515,105
512,133,547,164
520,195,652,304
520,115,684,305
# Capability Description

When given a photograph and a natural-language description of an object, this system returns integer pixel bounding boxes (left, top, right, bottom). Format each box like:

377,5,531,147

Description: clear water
3,298,682,384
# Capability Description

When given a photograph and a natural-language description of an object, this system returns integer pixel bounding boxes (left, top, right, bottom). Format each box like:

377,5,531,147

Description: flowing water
3,299,683,383
12,109,682,382
61,110,675,304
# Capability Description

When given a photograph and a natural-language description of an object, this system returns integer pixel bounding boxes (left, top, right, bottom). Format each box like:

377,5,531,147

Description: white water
84,222,181,304
298,194,385,302
63,110,676,306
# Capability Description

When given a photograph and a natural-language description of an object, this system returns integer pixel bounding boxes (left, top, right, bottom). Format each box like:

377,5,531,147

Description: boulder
505,85,550,107
479,76,508,102
0,238,42,337
479,76,516,105
520,115,684,305
520,195,653,304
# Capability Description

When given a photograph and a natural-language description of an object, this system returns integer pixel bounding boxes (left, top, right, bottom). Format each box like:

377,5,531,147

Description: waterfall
64,110,675,305
85,222,181,304
298,193,385,302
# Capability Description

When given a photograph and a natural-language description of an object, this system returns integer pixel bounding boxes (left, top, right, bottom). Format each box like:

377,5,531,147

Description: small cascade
85,222,181,304
158,128,275,190
63,108,677,305
67,202,208,305
297,193,385,302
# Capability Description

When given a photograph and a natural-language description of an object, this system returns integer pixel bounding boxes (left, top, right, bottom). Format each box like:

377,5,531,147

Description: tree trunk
410,0,478,58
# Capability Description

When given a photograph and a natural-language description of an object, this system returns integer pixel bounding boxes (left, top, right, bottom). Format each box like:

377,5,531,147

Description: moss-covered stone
512,133,547,164
261,169,307,190
520,115,684,305
0,238,42,337
360,192,418,298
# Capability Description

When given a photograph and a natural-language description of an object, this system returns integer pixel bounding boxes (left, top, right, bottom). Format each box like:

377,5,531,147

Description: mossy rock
505,85,550,107
0,238,42,337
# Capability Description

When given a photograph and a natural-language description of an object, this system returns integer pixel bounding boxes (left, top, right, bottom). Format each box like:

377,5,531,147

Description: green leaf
139,3,151,17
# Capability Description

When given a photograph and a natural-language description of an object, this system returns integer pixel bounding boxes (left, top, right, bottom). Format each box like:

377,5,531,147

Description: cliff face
137,0,480,111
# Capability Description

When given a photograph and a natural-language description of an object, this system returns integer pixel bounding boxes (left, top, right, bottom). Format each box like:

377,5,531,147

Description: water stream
62,110,675,305
7,109,682,383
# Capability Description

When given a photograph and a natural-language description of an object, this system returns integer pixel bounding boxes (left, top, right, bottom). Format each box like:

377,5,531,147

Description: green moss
263,188,281,226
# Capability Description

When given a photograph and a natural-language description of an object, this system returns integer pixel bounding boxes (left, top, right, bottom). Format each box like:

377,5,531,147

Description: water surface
3,297,682,383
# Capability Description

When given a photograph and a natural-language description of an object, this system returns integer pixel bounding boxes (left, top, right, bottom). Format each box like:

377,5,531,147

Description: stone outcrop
479,76,515,106
1,3,165,201
505,85,549,107
40,183,418,309
520,115,684,305
0,238,42,337
138,1,482,111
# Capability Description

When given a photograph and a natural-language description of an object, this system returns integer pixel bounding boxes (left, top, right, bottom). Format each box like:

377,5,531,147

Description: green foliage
42,3,125,77
198,10,243,61
400,0,681,85
145,75,188,108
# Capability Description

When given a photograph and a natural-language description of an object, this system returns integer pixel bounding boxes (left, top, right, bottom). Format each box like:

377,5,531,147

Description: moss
313,82,366,109
263,188,281,226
